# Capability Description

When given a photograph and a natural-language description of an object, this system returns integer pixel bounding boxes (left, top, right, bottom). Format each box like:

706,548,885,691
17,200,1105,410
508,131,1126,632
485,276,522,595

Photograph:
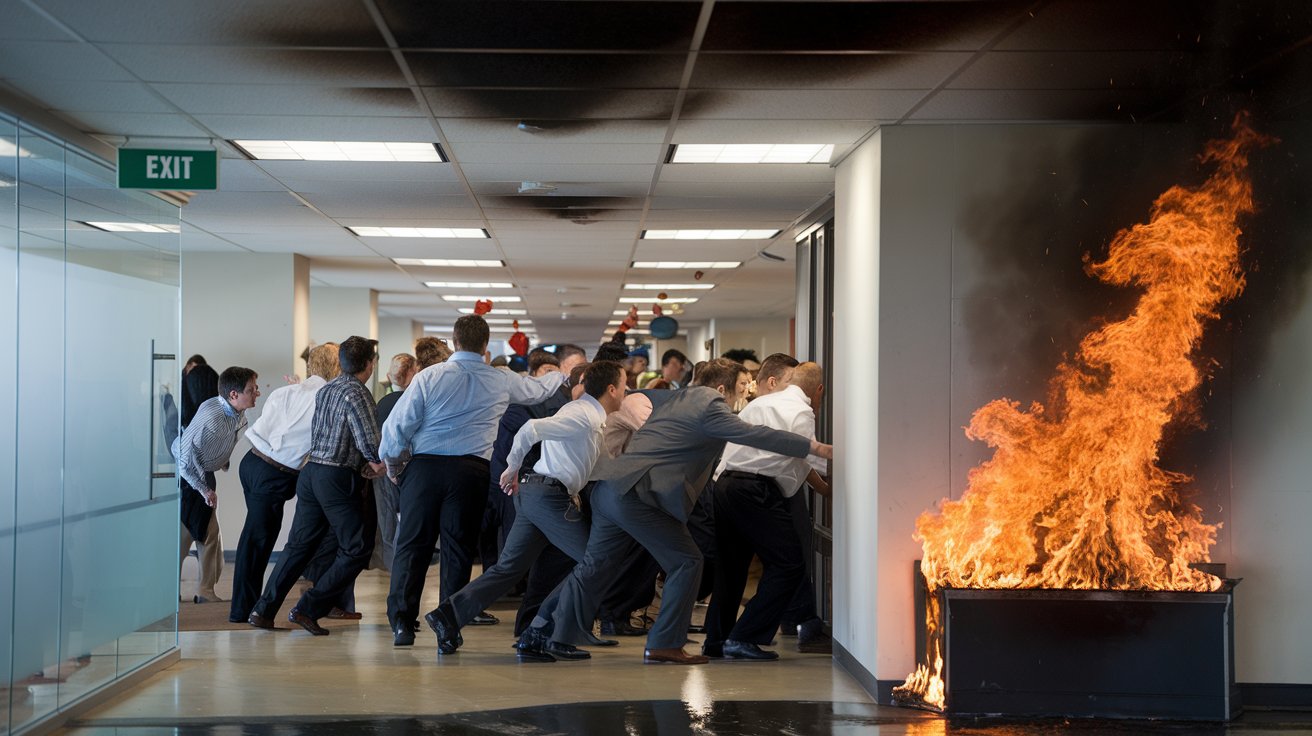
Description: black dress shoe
583,632,619,647
393,620,415,647
288,608,329,636
723,640,778,661
247,613,275,630
599,620,649,637
701,641,724,658
515,627,556,663
410,619,422,632
424,603,463,655
470,610,499,626
545,640,591,660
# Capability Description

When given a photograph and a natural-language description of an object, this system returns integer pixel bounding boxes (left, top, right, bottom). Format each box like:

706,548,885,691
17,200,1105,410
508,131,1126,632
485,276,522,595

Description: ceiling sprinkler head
517,121,545,133
518,181,557,194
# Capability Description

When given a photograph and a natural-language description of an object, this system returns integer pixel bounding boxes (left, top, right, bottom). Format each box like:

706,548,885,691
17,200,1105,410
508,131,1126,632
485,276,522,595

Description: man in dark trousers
371,351,417,573
380,315,564,646
426,360,627,660
522,358,834,664
249,336,385,635
227,343,339,623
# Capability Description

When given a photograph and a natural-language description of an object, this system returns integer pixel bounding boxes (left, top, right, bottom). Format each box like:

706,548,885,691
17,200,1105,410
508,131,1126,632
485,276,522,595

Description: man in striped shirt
250,336,386,635
175,366,260,604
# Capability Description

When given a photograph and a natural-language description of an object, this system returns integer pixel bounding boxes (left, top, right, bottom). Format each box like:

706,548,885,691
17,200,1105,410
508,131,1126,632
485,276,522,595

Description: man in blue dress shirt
380,315,565,646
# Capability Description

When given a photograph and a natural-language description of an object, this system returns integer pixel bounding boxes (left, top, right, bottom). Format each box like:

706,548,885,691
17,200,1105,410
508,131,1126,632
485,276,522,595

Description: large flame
894,116,1273,709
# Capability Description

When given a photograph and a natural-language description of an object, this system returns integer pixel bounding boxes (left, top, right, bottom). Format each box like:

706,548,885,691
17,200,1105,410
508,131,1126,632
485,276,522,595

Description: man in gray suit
522,358,834,664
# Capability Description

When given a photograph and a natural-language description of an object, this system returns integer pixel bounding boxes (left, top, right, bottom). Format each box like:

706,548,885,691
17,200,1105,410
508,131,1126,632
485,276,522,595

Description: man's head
567,362,590,400
339,336,379,380
626,348,649,377
183,354,207,376
594,342,629,363
583,360,627,413
792,362,824,406
555,343,587,376
756,352,799,396
721,348,761,375
307,343,341,381
219,366,259,411
414,337,452,369
661,349,689,383
387,353,417,389
693,357,751,405
528,347,561,377
453,315,490,354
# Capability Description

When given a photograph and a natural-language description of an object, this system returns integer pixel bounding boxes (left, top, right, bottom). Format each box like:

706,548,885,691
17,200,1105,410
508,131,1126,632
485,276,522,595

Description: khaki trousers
180,514,224,600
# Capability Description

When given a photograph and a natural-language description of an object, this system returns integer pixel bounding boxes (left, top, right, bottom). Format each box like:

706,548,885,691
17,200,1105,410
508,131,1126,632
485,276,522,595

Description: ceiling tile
461,163,656,184
671,118,874,144
152,83,422,117
0,41,136,81
679,89,924,121
440,119,668,144
73,112,209,138
691,53,969,90
108,46,406,86
422,88,679,119
194,114,437,140
10,79,174,113
451,142,662,166
405,52,685,88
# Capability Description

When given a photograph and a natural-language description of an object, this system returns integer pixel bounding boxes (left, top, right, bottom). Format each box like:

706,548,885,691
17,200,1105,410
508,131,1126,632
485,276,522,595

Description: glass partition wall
1,115,180,733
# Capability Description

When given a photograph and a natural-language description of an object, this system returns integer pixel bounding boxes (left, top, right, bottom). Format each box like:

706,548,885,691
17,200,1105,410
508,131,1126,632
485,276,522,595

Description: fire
894,116,1274,709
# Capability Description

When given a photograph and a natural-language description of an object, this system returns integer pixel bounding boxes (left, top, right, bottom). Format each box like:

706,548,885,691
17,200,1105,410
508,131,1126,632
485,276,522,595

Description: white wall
832,129,882,676
377,316,420,390
711,317,793,362
310,286,378,346
182,252,309,551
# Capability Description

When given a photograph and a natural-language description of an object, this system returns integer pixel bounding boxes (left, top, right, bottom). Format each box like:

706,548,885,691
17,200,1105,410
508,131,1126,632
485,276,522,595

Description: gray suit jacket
593,386,811,522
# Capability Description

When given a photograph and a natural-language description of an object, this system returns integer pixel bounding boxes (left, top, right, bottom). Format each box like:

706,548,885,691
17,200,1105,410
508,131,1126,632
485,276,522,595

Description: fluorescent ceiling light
603,329,651,335
442,295,521,303
641,229,778,240
232,140,444,162
459,307,527,315
624,283,714,291
352,226,487,239
393,258,504,267
483,318,530,326
631,261,741,269
83,221,180,233
424,281,514,289
619,297,698,304
613,309,657,316
670,143,833,164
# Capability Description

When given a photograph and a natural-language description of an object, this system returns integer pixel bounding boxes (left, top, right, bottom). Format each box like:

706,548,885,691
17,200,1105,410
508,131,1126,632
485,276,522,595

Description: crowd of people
173,314,834,664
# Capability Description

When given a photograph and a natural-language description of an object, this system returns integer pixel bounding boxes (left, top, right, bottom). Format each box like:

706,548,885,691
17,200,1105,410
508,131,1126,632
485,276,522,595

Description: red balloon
474,299,493,315
509,331,529,356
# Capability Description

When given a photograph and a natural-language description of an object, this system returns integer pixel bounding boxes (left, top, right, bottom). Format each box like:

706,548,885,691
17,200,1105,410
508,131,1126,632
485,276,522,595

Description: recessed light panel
442,295,522,303
618,297,698,304
83,221,181,233
624,283,714,291
670,144,833,164
459,307,528,315
641,229,778,240
631,261,741,269
232,140,444,162
352,227,487,239
424,282,514,289
394,258,504,267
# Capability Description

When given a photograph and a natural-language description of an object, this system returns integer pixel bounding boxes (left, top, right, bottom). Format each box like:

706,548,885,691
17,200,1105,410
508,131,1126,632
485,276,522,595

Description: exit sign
118,148,218,190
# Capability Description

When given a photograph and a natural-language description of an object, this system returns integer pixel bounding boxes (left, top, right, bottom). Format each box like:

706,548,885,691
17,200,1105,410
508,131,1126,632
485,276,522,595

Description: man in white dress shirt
228,344,339,624
702,360,829,661
425,360,627,661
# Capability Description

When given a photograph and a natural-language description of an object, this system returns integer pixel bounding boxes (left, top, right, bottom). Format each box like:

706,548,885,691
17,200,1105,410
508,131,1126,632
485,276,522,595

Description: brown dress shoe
288,608,329,636
643,647,709,665
247,613,275,630
326,607,363,620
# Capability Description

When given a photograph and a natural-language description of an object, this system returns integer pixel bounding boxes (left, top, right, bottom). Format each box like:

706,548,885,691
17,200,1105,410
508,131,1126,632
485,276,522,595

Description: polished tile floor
60,565,1312,735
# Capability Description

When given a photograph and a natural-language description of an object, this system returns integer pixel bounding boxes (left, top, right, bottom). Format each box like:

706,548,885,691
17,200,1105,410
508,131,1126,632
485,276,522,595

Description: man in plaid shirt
250,336,386,635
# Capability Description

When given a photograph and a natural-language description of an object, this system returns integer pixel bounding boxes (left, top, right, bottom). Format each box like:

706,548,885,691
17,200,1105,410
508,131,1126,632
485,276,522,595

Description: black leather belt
519,473,566,491
252,447,299,475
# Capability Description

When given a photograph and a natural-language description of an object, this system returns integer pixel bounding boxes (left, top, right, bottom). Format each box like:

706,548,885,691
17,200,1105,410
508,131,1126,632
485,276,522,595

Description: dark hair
181,363,219,427
594,343,629,362
756,352,799,387
454,315,490,353
692,357,747,394
583,360,625,399
185,354,207,368
528,348,560,375
555,343,586,363
218,366,257,401
661,349,688,367
567,362,589,388
339,336,379,375
414,336,452,368
721,348,760,365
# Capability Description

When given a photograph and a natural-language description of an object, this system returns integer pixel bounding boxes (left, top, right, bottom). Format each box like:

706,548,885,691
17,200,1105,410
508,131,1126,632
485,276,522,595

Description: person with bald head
703,360,830,661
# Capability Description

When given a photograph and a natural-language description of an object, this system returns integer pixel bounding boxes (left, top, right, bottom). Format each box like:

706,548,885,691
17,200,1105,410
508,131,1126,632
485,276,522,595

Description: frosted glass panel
0,117,180,733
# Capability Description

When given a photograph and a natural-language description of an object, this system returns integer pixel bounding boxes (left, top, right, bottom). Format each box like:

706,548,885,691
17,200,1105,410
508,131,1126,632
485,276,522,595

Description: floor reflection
64,700,1312,735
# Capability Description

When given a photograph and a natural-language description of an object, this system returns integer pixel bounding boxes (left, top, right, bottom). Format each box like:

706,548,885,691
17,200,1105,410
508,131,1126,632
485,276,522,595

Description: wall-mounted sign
118,148,218,190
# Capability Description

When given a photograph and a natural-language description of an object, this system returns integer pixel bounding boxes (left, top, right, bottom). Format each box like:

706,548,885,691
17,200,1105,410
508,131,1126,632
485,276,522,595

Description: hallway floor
59,566,1312,735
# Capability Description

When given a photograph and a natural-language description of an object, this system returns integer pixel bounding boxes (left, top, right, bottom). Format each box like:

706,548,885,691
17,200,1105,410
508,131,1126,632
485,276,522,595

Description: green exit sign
118,148,218,190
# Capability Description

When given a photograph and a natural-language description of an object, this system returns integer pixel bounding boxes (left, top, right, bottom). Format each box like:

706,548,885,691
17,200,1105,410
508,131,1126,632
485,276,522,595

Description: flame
894,116,1274,709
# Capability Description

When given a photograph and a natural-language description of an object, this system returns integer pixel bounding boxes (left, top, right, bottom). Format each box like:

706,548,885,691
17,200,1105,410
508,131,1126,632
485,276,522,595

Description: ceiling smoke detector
518,181,557,194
